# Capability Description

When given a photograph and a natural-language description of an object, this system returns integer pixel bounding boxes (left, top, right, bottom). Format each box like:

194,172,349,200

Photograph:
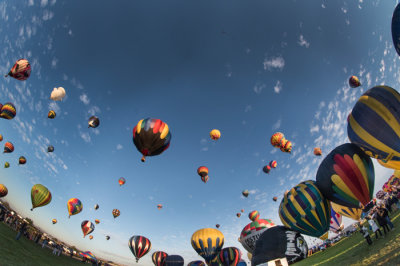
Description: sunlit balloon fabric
52,219,57,224
392,3,400,57
132,118,171,162
94,204,99,210
67,198,83,218
218,247,241,266
378,159,400,170
48,110,56,119
152,251,168,266
3,142,14,153
347,85,400,162
118,177,126,186
329,209,343,234
0,184,8,197
89,235,93,240
316,143,375,208
0,134,3,141
269,160,277,168
239,216,276,253
191,228,224,264
0,103,16,120
210,129,221,140
331,202,362,221
31,184,52,211
112,209,120,218
18,156,26,165
249,210,260,221
129,235,152,263
95,219,100,224
81,220,95,238
88,116,100,128
349,76,361,88
270,132,284,147
279,180,331,240
314,147,322,156
5,59,31,81
197,166,209,183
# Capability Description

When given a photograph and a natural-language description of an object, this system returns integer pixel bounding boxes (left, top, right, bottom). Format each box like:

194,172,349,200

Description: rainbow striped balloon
0,103,16,120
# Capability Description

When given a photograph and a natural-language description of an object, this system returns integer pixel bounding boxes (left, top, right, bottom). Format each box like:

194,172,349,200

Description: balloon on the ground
269,160,277,168
18,156,26,165
31,184,52,211
329,208,343,234
0,103,16,120
347,85,400,162
165,255,184,266
392,3,400,57
118,177,126,186
112,209,120,218
88,116,100,128
0,184,8,197
251,225,308,265
314,147,322,156
188,261,205,266
249,210,260,222
132,118,171,162
210,129,221,140
279,180,331,240
242,190,249,197
191,228,224,264
5,59,31,81
4,162,9,168
50,87,66,101
349,76,361,88
81,220,95,238
152,251,168,266
129,235,152,262
316,143,375,208
218,247,241,266
48,110,56,119
4,142,14,153
271,132,284,148
67,198,83,218
47,145,54,153
52,219,57,224
331,202,362,221
239,215,276,254
198,166,209,183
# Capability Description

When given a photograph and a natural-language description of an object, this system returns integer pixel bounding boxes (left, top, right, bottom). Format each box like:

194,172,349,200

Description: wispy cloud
263,56,285,71
253,83,266,94
274,80,282,93
298,35,310,48
272,119,281,130
79,93,90,105
116,144,123,150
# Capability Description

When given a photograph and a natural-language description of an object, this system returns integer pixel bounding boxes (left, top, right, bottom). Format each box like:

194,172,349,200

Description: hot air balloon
210,129,221,141
4,162,9,168
347,85,400,163
197,166,209,183
129,235,152,262
0,103,16,120
279,180,331,240
118,177,126,186
218,247,241,266
273,197,278,202
236,213,241,218
242,190,249,197
237,260,246,266
329,209,343,234
81,220,95,238
4,142,14,153
191,228,224,265
157,204,163,210
95,219,100,224
67,198,83,218
165,255,184,266
152,251,168,266
241,209,244,213
31,184,52,211
112,209,120,218
269,160,277,168
106,235,110,240
263,165,271,174
47,145,54,153
48,110,56,119
88,116,100,128
216,224,220,228
0,184,8,197
392,3,400,57
280,138,292,153
249,210,260,221
50,87,66,101
331,202,362,221
271,132,284,148
94,204,99,210
349,76,361,88
315,143,375,208
251,226,308,265
5,59,31,81
0,134,3,141
378,159,400,170
188,261,205,266
314,147,322,156
18,156,26,165
132,118,171,162
52,219,57,224
89,235,93,240
239,214,276,253
376,190,385,200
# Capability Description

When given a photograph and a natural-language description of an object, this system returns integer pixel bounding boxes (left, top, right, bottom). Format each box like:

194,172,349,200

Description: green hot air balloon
31,184,52,211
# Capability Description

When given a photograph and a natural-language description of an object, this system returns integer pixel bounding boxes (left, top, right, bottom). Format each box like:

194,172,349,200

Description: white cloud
263,56,285,71
310,125,319,134
51,57,57,68
88,106,101,116
80,132,91,143
298,35,310,48
274,80,282,93
245,105,252,112
272,119,281,130
41,0,48,7
253,83,265,94
116,144,123,150
79,93,90,105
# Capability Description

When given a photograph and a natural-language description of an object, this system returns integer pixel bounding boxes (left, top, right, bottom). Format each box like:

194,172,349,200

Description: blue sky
0,0,399,265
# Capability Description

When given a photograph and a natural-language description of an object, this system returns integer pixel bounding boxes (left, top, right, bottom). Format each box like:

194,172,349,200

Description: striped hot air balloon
269,160,277,168
329,209,343,234
331,202,362,221
249,210,260,221
271,132,284,148
191,228,224,265
18,156,26,165
31,184,52,211
3,142,14,153
129,235,152,262
197,166,209,183
218,247,241,266
152,251,168,266
0,103,16,120
5,59,31,81
48,110,56,119
0,184,8,197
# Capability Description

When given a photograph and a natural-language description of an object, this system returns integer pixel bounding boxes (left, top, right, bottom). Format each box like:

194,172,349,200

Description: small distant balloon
241,209,244,213
18,156,26,165
271,132,284,148
118,177,126,186
94,204,99,210
50,87,66,101
349,76,361,88
81,220,95,238
237,213,241,218
88,116,100,128
263,165,271,174
4,162,9,168
95,219,100,224
106,235,110,240
216,224,220,228
0,103,16,120
52,219,57,224
198,166,209,183
5,59,31,81
0,184,8,197
4,142,14,153
47,145,54,153
269,160,277,168
314,147,322,156
48,110,56,119
0,134,3,141
242,190,249,197
210,129,221,140
112,209,120,218
273,197,278,202
31,184,52,211
157,204,162,210
249,210,260,221
89,235,93,240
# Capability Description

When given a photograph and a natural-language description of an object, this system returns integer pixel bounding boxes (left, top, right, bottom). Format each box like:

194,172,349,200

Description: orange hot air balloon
95,219,100,224
210,129,221,140
157,204,163,210
314,147,322,156
271,132,284,147
197,166,209,183
118,177,126,186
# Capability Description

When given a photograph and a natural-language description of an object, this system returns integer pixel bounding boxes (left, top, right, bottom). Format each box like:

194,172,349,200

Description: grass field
295,209,400,266
0,222,85,266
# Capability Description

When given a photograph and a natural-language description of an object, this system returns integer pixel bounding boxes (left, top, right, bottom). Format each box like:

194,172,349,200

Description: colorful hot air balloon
279,180,331,240
237,260,246,266
94,204,99,210
106,235,110,240
216,224,220,229
4,162,9,168
348,85,400,162
129,235,152,262
132,118,171,162
263,165,271,174
152,251,168,266
165,255,184,266
89,235,93,240
95,219,100,224
157,204,163,210
271,132,284,148
236,213,241,218
378,159,400,170
329,209,343,234
249,210,260,221
81,220,95,238
0,103,16,120
31,184,52,211
52,219,57,224
273,197,278,202
112,209,120,218
242,190,249,197
392,3,400,57
47,145,54,153
191,228,224,265
314,147,322,156
241,209,244,213
331,202,362,221
210,129,221,140
280,139,292,153
118,177,126,186
239,215,276,254
3,142,14,153
269,160,277,168
349,76,361,88
0,134,3,141
0,184,8,197
188,261,206,266
67,198,83,218
48,110,56,119
88,116,100,128
18,156,26,165
5,59,31,81
315,143,375,208
218,247,241,266
197,166,209,183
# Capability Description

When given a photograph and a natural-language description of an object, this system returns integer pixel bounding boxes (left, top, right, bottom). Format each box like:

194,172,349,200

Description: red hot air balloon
129,235,152,262
118,177,126,186
5,59,31,81
197,166,209,183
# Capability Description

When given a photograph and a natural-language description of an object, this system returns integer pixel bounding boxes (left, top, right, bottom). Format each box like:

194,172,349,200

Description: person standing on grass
360,223,372,245
42,238,48,248
366,215,382,239
15,221,27,240
52,243,58,255
376,207,390,234
380,204,394,230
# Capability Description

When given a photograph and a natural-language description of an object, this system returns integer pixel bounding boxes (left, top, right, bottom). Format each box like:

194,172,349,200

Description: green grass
0,222,85,266
295,210,400,266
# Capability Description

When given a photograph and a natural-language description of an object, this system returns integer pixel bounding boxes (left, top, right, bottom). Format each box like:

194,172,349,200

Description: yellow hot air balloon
52,219,57,224
0,184,8,197
30,184,52,211
210,129,221,140
191,228,224,264
331,202,362,221
378,159,400,170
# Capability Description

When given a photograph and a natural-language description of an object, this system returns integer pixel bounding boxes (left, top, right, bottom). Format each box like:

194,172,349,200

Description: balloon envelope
239,218,276,253
67,198,83,217
165,255,184,266
0,184,8,197
6,59,31,81
218,247,241,266
210,129,221,140
392,3,400,57
129,235,152,262
31,184,52,210
329,208,343,234
152,251,168,266
81,220,95,237
0,103,16,120
191,228,224,264
88,116,100,128
331,202,362,221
